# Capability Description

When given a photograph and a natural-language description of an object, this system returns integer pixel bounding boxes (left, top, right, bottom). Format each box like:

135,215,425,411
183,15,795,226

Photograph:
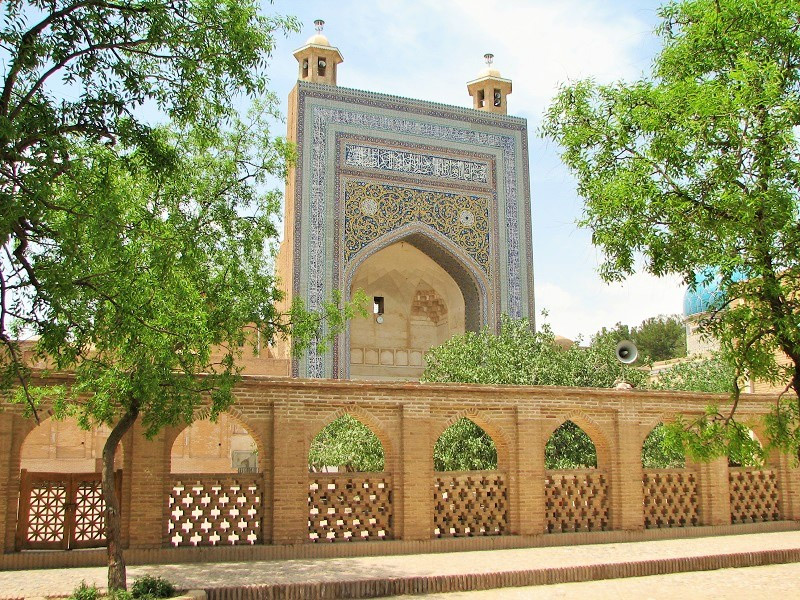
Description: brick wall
2,375,798,565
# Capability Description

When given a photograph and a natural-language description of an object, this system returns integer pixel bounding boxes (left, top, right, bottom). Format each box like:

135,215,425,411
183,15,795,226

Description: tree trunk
102,404,139,591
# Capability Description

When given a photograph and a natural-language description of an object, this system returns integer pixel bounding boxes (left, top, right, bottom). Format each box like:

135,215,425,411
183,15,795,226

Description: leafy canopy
309,415,385,473
423,314,647,388
542,0,800,458
599,315,687,363
0,0,300,397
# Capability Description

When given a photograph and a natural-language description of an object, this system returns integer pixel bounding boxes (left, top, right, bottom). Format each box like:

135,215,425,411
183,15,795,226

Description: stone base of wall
1,520,796,571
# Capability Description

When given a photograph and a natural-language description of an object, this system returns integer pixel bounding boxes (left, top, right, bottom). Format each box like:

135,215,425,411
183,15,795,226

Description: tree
594,315,686,363
632,315,686,362
12,121,360,589
423,316,646,469
1,0,298,391
0,2,367,590
434,418,497,471
649,353,737,394
422,315,646,388
542,0,800,458
309,415,385,472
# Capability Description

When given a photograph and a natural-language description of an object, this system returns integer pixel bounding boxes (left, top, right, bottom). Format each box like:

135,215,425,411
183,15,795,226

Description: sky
262,0,686,341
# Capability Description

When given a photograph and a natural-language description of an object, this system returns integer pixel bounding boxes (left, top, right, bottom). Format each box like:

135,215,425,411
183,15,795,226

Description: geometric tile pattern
25,479,68,545
73,480,108,544
544,470,609,533
729,468,781,524
308,474,393,542
167,476,262,547
643,470,700,529
433,472,507,537
17,471,119,551
344,180,491,274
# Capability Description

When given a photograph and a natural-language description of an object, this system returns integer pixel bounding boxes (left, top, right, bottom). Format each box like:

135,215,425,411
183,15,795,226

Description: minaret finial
314,19,325,33
484,53,494,67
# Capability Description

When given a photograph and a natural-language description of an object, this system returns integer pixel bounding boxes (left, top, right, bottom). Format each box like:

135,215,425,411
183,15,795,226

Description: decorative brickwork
2,375,799,566
433,471,508,537
411,288,448,324
544,469,609,533
642,470,699,529
729,468,781,524
308,473,393,542
167,475,263,547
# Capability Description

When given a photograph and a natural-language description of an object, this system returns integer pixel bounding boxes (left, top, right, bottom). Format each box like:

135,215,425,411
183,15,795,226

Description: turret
293,19,344,86
467,53,512,115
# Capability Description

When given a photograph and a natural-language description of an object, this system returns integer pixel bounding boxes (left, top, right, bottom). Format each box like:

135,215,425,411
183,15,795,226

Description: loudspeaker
615,340,638,364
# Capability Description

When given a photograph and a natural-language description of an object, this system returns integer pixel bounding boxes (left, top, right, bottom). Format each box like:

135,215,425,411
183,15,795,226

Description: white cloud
537,272,686,341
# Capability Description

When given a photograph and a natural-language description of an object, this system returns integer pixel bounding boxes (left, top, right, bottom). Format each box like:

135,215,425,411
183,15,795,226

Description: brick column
126,422,170,549
610,419,645,531
249,416,273,543
692,457,730,525
399,402,431,541
515,412,545,535
271,401,308,545
0,415,15,552
2,414,29,553
768,450,800,521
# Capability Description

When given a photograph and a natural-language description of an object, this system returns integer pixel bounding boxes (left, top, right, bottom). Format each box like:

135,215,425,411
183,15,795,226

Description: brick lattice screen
167,475,263,546
544,469,609,533
642,470,699,529
308,473,393,542
729,468,781,524
433,471,508,537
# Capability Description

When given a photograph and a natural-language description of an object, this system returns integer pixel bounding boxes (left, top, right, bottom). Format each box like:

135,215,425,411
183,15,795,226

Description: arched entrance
348,240,470,380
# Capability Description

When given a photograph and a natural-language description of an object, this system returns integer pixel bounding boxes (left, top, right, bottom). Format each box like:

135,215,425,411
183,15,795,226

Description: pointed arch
169,409,265,474
544,412,612,470
641,423,686,469
20,416,125,473
432,409,510,471
308,407,388,472
344,223,491,333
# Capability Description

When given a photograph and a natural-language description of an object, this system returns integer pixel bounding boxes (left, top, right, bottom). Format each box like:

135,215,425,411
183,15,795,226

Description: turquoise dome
683,270,746,317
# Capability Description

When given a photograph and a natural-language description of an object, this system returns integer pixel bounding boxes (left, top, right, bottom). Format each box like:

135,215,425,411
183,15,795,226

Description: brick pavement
1,530,799,599
388,562,800,599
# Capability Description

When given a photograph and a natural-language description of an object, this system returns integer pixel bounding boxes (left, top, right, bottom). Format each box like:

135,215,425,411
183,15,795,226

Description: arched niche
545,420,598,470
170,413,261,474
347,229,489,380
308,414,385,472
434,417,498,471
20,417,124,473
642,423,686,469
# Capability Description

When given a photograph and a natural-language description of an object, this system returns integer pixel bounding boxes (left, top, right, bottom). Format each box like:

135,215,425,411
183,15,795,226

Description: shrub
131,575,175,599
69,582,100,600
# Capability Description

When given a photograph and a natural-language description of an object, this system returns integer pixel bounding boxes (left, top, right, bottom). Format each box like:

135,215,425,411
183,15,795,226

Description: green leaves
423,315,646,389
309,415,385,473
434,418,497,471
543,0,800,457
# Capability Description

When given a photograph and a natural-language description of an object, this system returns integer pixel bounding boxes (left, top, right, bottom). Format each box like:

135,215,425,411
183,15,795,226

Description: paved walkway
387,562,800,599
1,530,799,599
